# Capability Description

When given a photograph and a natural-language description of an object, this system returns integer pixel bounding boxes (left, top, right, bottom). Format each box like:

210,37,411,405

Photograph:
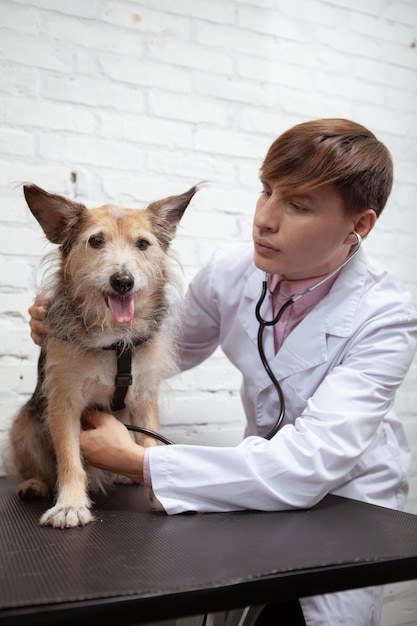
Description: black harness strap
103,338,149,411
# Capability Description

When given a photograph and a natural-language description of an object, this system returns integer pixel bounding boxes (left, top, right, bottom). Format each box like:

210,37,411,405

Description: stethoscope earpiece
353,230,362,245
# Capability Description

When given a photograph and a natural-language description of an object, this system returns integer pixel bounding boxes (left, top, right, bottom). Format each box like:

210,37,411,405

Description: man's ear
353,209,377,240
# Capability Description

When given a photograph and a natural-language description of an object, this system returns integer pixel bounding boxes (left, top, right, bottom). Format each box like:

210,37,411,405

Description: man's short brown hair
260,119,393,217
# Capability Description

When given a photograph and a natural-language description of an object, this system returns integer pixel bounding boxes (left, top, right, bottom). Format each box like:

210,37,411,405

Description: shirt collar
268,272,339,316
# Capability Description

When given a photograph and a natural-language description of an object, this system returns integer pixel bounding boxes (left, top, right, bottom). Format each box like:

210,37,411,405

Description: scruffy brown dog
6,184,198,528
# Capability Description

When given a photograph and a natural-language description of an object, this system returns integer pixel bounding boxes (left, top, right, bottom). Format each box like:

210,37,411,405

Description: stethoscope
255,231,363,440
124,232,362,446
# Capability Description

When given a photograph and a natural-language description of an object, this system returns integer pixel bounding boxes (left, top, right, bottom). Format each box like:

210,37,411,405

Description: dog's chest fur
43,334,167,416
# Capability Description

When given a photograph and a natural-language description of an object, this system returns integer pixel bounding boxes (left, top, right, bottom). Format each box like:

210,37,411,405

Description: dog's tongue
108,295,135,324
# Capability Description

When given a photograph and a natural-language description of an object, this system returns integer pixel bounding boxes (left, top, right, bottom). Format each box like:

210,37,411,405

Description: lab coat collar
240,246,369,379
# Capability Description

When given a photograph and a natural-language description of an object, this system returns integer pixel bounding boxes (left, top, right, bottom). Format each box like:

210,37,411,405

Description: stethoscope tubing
256,232,362,439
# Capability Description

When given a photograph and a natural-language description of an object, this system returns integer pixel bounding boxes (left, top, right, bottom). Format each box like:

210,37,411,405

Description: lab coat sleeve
177,250,222,371
148,309,417,514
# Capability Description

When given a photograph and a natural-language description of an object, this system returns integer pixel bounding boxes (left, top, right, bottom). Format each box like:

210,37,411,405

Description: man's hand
80,410,145,482
28,293,51,346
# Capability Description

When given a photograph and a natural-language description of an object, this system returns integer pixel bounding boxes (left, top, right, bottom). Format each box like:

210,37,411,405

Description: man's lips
253,238,280,256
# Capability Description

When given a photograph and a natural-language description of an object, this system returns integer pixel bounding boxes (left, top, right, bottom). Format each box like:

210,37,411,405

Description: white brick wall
0,1,416,623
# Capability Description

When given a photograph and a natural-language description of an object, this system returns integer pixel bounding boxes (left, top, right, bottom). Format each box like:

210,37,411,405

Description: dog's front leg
129,389,161,449
40,399,93,529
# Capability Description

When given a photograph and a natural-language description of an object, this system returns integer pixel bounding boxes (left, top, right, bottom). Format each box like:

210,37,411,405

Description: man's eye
136,239,149,250
88,235,105,248
290,202,308,212
260,189,272,198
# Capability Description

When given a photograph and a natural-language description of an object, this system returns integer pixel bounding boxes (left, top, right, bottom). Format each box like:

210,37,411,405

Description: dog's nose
110,271,134,294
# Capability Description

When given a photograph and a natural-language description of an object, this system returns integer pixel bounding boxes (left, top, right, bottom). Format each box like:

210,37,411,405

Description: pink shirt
143,271,339,486
268,272,338,353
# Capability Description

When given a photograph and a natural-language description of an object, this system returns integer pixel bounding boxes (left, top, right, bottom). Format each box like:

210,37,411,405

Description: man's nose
254,197,281,232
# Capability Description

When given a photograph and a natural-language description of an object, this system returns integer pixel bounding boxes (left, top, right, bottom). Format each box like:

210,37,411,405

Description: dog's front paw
17,478,49,499
40,504,94,528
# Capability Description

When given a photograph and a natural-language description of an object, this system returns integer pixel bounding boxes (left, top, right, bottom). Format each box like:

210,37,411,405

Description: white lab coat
148,242,417,625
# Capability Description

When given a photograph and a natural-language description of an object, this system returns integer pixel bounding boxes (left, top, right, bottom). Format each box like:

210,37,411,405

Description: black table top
1,477,417,626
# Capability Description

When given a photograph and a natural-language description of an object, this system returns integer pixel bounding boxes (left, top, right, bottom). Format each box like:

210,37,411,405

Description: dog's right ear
23,185,87,245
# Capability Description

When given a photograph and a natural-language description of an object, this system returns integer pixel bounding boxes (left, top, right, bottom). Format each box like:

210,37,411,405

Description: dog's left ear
146,185,199,249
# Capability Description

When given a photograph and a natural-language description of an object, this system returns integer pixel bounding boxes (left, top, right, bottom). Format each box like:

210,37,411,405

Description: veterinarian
29,119,417,626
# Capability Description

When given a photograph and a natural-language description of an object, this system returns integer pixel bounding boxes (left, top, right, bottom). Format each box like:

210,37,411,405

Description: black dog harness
103,338,149,411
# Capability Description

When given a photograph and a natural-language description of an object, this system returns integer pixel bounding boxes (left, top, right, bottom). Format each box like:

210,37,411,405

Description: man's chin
253,254,276,275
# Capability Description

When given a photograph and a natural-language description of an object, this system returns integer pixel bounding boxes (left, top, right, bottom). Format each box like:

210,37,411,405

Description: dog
5,183,198,528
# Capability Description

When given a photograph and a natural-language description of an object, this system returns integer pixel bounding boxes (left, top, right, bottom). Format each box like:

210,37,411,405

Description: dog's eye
136,239,149,250
89,236,105,249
